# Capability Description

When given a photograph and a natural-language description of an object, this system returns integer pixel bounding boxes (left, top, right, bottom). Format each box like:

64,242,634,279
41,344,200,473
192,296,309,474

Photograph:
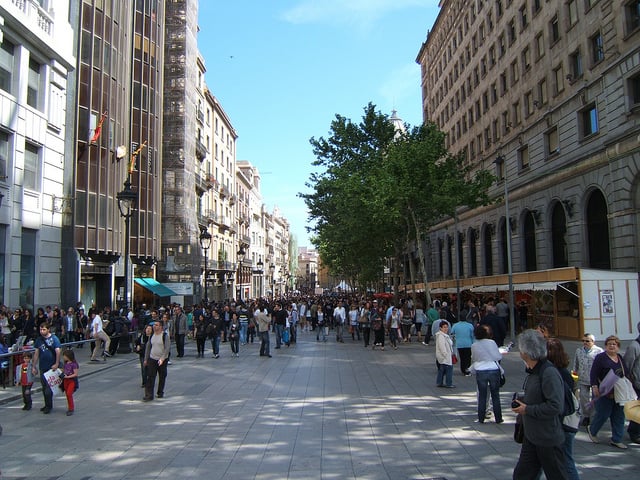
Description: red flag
129,140,146,174
89,111,107,144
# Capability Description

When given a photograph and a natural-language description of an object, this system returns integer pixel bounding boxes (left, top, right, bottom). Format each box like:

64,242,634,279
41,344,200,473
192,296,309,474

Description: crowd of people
4,293,640,479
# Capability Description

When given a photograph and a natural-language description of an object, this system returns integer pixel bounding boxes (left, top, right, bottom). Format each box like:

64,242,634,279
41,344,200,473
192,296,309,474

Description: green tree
381,122,493,305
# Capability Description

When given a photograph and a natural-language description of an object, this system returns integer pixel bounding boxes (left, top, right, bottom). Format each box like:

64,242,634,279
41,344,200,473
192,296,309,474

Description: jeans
335,323,343,342
39,373,53,409
275,324,284,347
437,363,453,387
210,335,220,356
475,369,502,422
589,394,625,443
175,333,185,357
260,330,270,356
239,321,248,344
563,430,580,480
145,358,167,399
458,347,472,374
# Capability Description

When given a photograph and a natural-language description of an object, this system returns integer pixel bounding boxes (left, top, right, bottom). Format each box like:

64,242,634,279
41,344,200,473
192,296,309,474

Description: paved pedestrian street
0,334,638,479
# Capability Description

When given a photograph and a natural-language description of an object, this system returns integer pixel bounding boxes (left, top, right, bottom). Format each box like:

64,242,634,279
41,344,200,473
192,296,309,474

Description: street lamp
117,179,138,312
256,257,264,298
199,227,212,305
495,155,515,342
237,244,246,302
269,263,275,299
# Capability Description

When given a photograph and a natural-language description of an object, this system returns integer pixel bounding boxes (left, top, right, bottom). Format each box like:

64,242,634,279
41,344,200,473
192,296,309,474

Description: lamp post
117,179,137,312
269,263,275,299
256,257,264,298
495,155,516,342
237,244,246,302
199,227,212,305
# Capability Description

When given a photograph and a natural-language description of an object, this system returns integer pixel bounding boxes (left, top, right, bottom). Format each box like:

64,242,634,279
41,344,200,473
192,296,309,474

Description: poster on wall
600,290,615,316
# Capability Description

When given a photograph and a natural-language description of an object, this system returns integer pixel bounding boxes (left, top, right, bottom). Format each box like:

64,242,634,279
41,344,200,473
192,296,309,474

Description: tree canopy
300,103,493,294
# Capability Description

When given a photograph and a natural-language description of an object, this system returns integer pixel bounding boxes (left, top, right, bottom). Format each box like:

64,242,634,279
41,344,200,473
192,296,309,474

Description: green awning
134,278,177,297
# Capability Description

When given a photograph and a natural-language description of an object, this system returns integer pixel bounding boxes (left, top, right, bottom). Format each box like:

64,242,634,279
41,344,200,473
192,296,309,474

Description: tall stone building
416,0,640,337
0,0,74,309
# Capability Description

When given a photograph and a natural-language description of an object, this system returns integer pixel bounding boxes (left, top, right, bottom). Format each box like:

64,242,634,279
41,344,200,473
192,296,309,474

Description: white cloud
281,0,431,30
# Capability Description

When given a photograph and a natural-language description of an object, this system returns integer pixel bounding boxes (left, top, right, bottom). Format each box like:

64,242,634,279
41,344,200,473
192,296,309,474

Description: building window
498,33,506,57
20,229,37,309
570,49,583,80
0,38,15,95
27,58,42,110
590,32,604,64
500,71,508,95
511,60,519,85
0,131,8,181
535,32,545,60
520,4,528,29
524,90,534,116
545,126,559,156
508,18,517,44
519,145,530,170
550,15,560,43
522,46,531,71
513,100,522,125
24,142,41,191
626,0,640,33
629,73,640,108
496,0,503,17
580,104,599,137
568,0,578,27
539,77,548,104
553,64,564,94
502,110,510,134
533,0,542,14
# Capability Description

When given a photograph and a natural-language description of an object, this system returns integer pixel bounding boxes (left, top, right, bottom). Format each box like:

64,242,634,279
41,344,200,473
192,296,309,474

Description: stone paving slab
0,334,637,479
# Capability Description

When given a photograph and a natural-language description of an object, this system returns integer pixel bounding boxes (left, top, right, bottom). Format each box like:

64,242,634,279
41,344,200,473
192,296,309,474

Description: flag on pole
89,111,108,144
129,140,146,174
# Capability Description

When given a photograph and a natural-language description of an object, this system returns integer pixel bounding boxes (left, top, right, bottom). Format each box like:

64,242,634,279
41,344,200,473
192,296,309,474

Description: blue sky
197,1,440,246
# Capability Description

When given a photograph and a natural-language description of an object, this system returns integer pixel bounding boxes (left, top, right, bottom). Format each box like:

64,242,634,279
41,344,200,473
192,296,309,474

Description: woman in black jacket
135,324,153,387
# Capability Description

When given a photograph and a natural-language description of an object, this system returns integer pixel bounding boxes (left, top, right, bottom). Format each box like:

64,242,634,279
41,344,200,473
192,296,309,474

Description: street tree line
300,103,494,304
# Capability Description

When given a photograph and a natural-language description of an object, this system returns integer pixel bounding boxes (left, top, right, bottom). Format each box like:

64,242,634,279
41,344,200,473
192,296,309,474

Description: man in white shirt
90,310,111,361
333,301,346,343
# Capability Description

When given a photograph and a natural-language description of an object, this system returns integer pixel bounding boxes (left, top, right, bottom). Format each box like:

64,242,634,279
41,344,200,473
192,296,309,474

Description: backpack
540,360,579,419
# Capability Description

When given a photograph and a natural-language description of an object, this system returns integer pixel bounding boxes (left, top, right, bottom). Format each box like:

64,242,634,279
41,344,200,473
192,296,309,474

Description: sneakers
66,410,74,416
610,441,627,449
102,351,112,357
587,427,599,444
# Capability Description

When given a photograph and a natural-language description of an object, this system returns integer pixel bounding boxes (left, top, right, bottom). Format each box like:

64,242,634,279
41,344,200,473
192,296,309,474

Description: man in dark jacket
480,305,506,347
512,329,567,480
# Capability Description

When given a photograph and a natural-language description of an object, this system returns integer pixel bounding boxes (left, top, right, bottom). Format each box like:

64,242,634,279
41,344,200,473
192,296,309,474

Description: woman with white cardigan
470,323,504,423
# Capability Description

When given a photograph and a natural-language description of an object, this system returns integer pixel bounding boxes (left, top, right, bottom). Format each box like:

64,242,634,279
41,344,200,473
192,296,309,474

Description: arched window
551,202,568,267
483,224,493,276
447,235,454,278
500,217,509,274
469,228,478,276
586,189,611,269
457,232,464,277
523,210,537,271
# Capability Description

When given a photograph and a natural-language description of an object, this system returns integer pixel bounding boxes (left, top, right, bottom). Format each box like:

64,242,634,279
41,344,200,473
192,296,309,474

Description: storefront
425,267,639,341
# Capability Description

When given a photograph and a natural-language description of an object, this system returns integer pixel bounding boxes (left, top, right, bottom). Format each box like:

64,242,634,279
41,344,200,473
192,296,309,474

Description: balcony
196,108,205,125
229,193,237,205
195,138,207,161
11,0,53,36
220,184,230,199
194,171,211,193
